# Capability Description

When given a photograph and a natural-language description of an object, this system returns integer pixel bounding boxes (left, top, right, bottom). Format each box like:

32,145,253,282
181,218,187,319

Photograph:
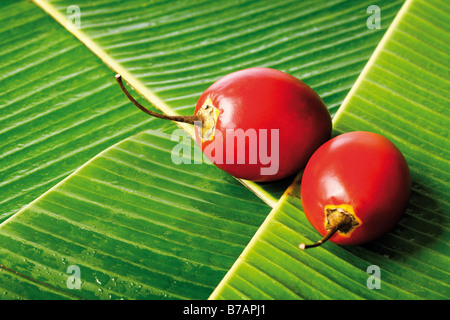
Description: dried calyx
115,74,217,140
299,207,359,250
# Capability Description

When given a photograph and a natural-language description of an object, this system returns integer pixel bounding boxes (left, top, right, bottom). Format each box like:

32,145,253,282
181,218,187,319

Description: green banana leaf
211,0,450,300
0,0,159,221
0,129,271,299
3,0,447,301
42,0,402,116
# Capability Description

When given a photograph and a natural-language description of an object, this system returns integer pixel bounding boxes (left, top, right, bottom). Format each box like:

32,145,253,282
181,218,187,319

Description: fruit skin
300,131,411,245
194,67,332,182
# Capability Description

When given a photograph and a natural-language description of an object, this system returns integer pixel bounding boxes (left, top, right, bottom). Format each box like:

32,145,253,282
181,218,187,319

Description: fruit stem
115,74,203,125
299,224,341,250
299,208,357,250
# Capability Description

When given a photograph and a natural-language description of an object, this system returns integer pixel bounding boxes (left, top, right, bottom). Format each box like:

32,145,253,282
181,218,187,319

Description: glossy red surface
194,67,332,182
300,131,411,245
